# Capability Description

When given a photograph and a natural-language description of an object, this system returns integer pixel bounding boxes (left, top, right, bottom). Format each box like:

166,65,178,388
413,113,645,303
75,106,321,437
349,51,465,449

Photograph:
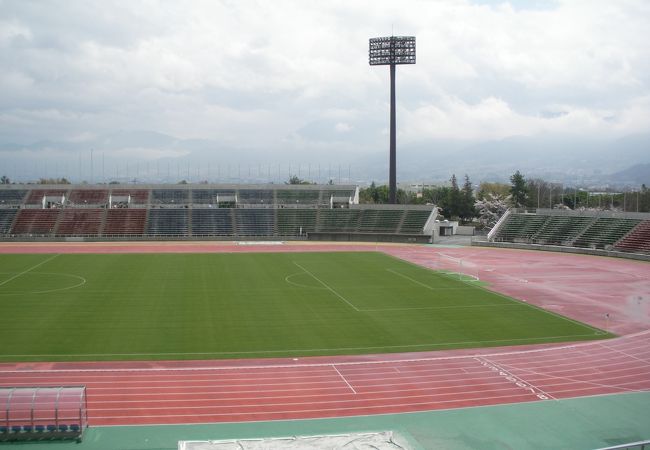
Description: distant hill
610,163,650,185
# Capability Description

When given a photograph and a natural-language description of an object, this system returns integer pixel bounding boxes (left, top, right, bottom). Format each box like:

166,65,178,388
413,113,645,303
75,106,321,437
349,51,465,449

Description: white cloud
0,0,648,153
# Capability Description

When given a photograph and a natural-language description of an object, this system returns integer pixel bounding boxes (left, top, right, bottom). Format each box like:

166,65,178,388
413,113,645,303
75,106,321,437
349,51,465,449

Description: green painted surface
7,392,649,449
0,252,608,362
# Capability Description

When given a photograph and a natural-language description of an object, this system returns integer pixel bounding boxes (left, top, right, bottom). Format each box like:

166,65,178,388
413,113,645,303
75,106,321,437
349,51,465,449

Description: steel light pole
369,36,416,204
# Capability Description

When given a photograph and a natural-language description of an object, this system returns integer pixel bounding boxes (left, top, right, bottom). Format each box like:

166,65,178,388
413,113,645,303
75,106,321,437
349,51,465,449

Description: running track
0,242,649,426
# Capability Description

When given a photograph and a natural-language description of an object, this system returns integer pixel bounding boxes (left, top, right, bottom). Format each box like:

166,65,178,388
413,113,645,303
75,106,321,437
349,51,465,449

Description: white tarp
179,431,411,450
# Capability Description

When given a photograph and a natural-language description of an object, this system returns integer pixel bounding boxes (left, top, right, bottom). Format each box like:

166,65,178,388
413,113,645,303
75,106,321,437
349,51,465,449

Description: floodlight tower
369,36,416,204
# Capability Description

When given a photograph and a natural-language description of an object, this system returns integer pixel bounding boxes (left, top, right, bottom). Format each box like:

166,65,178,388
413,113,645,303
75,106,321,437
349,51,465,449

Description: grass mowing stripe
0,251,610,362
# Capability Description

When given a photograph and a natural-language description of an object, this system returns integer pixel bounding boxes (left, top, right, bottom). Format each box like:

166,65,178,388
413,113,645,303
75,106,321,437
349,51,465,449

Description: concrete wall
472,239,650,262
456,226,475,236
308,232,430,244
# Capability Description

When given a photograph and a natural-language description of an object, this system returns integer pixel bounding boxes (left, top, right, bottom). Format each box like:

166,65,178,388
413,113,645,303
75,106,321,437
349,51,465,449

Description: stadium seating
110,189,150,204
492,213,548,242
399,210,433,234
0,189,27,206
0,209,18,234
56,209,104,236
277,208,317,235
11,210,60,235
191,209,233,235
237,189,274,205
147,209,189,235
573,217,642,249
276,189,321,205
318,209,361,232
234,209,275,235
24,189,68,206
0,185,436,241
613,220,650,254
530,215,593,245
67,189,108,206
103,209,147,235
191,189,235,205
151,189,189,205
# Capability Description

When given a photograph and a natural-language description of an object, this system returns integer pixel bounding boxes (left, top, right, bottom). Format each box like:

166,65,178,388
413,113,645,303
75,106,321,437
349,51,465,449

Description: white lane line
476,356,556,400
88,391,538,420
597,342,650,365
494,361,645,394
292,261,359,311
3,331,644,375
0,254,59,288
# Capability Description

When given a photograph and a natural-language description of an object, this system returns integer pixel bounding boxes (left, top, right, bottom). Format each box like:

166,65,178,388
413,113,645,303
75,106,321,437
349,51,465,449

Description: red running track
0,242,649,426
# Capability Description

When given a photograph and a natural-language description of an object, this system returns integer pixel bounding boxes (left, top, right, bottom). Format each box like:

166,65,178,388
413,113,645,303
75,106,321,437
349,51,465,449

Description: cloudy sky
1,0,649,182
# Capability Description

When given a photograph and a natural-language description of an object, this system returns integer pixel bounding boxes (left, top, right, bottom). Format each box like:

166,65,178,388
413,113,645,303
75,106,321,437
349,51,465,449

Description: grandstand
0,184,435,241
486,208,650,256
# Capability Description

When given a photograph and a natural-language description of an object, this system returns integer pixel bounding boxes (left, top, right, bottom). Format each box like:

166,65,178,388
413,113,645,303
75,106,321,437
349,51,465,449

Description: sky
1,0,649,183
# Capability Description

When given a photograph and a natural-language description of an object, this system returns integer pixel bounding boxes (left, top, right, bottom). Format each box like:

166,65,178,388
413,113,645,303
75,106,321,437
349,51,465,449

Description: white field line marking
0,254,59,288
284,272,326,290
597,342,650,365
3,331,644,375
292,262,359,311
0,333,604,361
385,268,447,291
494,361,645,393
360,304,524,312
476,356,556,400
0,272,86,295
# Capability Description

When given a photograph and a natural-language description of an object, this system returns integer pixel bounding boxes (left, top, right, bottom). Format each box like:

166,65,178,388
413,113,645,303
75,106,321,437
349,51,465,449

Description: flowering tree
475,193,510,230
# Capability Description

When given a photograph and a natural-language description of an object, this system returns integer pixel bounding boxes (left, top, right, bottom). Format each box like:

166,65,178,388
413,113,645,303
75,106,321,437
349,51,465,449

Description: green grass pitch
0,251,610,362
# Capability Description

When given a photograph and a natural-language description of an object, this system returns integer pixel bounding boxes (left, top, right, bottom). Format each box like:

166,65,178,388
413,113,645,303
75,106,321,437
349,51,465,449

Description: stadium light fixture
369,36,416,204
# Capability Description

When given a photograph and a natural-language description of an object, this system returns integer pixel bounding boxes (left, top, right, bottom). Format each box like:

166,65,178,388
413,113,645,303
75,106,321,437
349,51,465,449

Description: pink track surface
1,242,649,426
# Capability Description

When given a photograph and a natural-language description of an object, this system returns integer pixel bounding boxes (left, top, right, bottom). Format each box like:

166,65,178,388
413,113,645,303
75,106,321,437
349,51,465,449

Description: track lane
1,243,648,426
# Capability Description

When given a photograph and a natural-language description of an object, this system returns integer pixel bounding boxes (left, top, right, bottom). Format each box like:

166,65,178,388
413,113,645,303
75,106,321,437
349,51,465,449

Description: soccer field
0,251,609,362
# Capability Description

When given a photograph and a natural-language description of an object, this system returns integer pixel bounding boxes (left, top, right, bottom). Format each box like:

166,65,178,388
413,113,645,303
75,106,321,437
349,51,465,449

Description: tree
38,177,70,184
458,174,476,224
446,174,461,218
509,170,528,207
475,193,510,231
0,175,10,184
477,182,510,200
286,175,314,185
